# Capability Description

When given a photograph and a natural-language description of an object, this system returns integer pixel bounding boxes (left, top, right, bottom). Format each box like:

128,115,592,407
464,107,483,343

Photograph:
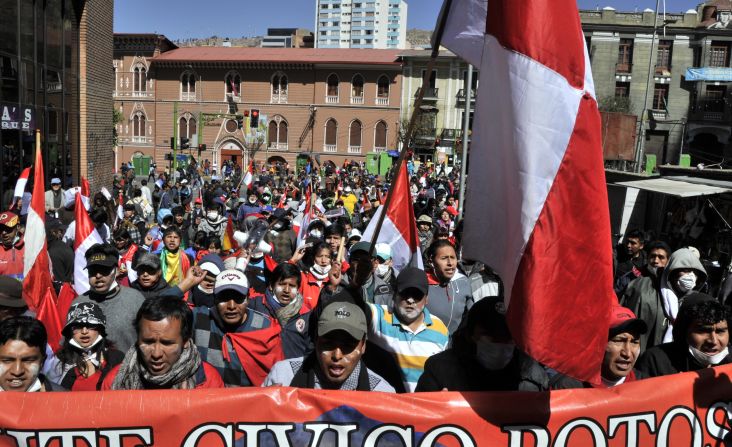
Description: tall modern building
315,0,408,49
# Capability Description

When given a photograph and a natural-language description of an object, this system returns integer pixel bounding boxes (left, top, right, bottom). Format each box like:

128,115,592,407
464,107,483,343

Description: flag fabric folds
37,287,63,351
243,161,254,188
73,191,104,295
11,168,31,206
441,0,613,383
222,215,239,252
362,163,422,273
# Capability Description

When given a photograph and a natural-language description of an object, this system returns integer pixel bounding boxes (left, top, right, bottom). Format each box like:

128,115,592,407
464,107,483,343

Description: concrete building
113,39,403,171
398,50,476,164
315,0,408,50
582,2,732,167
0,0,114,201
261,28,314,48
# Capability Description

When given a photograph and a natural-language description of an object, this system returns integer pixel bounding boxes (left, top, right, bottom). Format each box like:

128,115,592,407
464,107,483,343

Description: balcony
374,146,386,153
128,136,153,145
268,142,288,151
376,96,389,106
456,89,476,102
654,65,672,76
46,82,62,93
615,62,633,74
350,96,364,104
271,92,288,104
689,98,732,122
440,128,463,141
180,92,196,101
323,144,337,153
415,128,437,142
415,87,439,100
326,95,339,104
226,93,241,103
348,145,362,154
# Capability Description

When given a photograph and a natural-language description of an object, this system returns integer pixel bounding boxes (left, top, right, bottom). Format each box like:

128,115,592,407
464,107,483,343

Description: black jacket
636,341,732,378
48,239,74,283
251,297,313,360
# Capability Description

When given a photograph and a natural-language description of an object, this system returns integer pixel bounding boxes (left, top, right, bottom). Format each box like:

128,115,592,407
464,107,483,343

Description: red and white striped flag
11,168,31,208
73,192,104,295
22,140,56,311
362,163,422,273
243,160,254,187
441,0,614,383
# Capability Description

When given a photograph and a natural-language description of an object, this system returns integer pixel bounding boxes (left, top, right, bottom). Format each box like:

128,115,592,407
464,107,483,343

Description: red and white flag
11,168,31,206
440,0,614,383
73,192,104,295
362,162,422,272
22,143,56,311
243,160,254,187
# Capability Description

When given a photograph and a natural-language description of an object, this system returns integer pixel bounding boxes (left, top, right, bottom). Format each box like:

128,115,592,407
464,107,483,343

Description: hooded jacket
425,270,474,335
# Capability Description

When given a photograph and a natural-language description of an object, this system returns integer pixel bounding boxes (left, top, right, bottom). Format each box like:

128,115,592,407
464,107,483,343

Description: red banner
1,365,732,446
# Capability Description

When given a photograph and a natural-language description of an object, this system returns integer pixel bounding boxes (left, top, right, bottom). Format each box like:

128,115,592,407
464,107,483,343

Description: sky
114,0,702,40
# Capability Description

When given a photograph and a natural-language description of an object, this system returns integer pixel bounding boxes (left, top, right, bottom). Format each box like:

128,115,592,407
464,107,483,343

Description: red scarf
222,323,285,386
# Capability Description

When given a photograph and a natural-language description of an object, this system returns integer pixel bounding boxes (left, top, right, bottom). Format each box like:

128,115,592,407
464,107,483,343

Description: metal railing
689,98,732,122
415,87,439,99
456,89,476,102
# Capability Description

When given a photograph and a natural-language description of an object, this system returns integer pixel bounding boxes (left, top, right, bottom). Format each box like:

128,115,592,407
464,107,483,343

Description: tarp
615,177,732,197
1,365,732,446
685,67,732,81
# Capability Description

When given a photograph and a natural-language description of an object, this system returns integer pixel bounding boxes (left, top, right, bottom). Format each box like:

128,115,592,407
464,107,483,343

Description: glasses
0,226,14,234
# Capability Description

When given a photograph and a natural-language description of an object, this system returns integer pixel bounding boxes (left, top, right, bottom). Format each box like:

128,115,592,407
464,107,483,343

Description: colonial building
0,0,114,201
113,38,403,171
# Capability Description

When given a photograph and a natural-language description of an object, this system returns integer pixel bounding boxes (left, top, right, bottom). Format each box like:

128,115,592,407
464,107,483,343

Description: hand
289,245,306,263
328,260,342,290
143,232,154,246
177,266,206,293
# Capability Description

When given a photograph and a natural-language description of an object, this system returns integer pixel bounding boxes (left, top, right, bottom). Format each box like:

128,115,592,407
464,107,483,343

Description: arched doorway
217,140,246,173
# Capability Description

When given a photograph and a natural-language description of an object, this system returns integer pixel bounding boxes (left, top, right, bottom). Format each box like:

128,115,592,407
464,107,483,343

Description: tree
598,95,633,114
112,108,123,147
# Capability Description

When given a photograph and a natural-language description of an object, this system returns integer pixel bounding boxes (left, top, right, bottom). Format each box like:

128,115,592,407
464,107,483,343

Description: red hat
0,211,19,227
194,197,202,204
609,305,647,337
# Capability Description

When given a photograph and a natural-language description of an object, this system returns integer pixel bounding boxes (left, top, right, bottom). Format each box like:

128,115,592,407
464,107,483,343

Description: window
704,85,727,112
421,69,437,89
178,115,197,140
374,120,387,150
327,74,339,102
132,112,146,143
351,74,364,104
132,65,147,94
615,81,630,98
268,116,288,150
617,38,633,73
181,72,196,100
376,75,390,105
652,84,669,110
656,40,672,72
349,120,362,153
271,73,288,103
710,43,729,67
324,119,338,152
225,72,241,99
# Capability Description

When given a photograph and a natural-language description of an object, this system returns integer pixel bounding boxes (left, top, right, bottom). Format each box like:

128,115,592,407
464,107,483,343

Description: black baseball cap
396,267,429,296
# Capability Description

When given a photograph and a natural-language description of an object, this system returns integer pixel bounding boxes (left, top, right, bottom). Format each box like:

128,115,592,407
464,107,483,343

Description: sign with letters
0,104,34,131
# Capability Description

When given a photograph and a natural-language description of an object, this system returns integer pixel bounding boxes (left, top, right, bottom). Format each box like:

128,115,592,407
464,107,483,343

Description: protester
46,218,74,284
103,296,224,390
263,302,394,392
190,254,225,307
0,211,24,279
297,241,332,310
636,293,731,377
44,177,65,218
0,317,65,391
54,302,124,391
425,240,473,335
129,252,205,300
156,226,192,288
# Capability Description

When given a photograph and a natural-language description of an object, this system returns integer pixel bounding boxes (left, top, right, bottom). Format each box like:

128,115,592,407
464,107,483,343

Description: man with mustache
366,267,449,392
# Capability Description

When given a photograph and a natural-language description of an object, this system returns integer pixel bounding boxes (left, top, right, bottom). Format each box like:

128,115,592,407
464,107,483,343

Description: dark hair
306,220,326,234
135,297,193,341
646,240,671,256
303,241,332,267
193,231,208,247
626,229,645,242
266,262,302,287
85,243,120,262
112,227,131,241
91,208,109,225
206,236,222,250
427,239,456,259
141,179,148,186
56,336,115,378
673,294,730,342
171,206,185,217
325,223,346,238
0,317,47,357
162,225,183,239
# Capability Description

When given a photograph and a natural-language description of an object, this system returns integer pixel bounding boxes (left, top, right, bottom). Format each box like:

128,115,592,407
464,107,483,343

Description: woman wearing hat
54,302,124,391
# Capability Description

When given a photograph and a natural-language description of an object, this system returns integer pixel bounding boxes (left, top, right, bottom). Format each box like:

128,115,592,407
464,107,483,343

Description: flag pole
368,0,455,256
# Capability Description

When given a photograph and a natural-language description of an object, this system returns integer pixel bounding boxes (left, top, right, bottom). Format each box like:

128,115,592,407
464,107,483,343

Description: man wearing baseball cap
263,301,394,392
0,211,24,280
45,178,65,218
192,269,282,387
367,267,448,392
600,306,648,386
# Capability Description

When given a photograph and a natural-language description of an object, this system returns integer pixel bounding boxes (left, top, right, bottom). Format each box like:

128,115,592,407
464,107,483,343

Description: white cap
214,269,249,296
375,243,392,260
344,186,352,192
348,229,362,240
198,261,222,276
181,179,188,184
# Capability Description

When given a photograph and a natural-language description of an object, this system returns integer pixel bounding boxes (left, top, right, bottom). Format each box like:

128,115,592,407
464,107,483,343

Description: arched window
271,73,288,103
326,74,339,103
225,72,241,100
133,65,147,94
132,112,146,143
376,75,390,105
324,119,338,152
351,74,364,104
374,120,387,151
268,116,288,151
349,120,362,153
178,115,197,141
181,71,196,101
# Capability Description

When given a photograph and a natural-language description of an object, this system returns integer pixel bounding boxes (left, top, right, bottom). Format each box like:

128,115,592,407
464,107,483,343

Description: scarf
310,264,330,281
265,288,304,325
659,274,680,343
161,248,190,287
111,341,201,390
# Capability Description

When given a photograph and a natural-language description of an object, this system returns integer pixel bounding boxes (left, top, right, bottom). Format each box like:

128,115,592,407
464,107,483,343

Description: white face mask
376,264,390,277
676,272,697,293
475,339,515,371
689,345,729,366
311,264,332,276
207,211,219,220
309,230,323,239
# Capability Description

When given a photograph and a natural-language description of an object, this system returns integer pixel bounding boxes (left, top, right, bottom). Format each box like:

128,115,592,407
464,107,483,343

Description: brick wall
79,0,115,193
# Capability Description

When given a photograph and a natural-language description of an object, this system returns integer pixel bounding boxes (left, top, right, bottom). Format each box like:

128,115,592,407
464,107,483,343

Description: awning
685,67,732,82
615,177,732,197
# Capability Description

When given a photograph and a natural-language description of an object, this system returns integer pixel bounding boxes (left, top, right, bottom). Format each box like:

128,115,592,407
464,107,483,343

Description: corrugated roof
152,47,402,65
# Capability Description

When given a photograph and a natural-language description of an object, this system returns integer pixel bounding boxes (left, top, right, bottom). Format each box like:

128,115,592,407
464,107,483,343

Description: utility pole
458,64,473,220
634,0,661,173
172,101,179,178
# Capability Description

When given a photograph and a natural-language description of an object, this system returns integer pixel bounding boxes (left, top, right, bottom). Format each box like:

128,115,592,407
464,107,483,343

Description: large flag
440,0,614,383
37,287,63,351
362,163,422,272
22,141,55,311
73,192,104,295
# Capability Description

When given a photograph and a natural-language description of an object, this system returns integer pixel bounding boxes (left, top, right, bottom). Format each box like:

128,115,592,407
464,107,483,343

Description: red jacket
300,270,328,311
101,361,224,390
0,238,25,280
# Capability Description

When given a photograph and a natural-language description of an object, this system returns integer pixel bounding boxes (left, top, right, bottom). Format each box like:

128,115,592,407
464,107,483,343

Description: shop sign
0,104,34,131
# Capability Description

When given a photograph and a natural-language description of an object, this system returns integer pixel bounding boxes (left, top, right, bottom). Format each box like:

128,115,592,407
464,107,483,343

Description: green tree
598,95,632,114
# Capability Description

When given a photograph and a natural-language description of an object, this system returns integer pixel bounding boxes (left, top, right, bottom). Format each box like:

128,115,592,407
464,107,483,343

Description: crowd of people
0,157,728,394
